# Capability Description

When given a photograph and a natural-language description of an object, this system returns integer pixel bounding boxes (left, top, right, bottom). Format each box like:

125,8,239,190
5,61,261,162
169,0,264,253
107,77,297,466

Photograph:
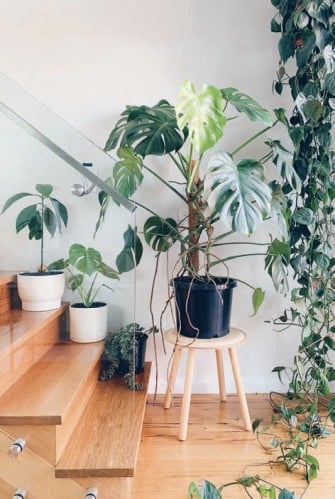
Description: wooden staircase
0,272,150,499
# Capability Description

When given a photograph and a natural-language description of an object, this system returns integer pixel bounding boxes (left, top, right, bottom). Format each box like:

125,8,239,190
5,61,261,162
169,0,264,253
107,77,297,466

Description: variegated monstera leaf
204,152,272,235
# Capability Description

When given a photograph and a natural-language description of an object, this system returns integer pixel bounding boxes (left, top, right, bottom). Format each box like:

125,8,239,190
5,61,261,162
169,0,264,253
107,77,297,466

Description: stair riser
0,275,19,315
0,342,102,465
0,309,67,397
55,358,101,462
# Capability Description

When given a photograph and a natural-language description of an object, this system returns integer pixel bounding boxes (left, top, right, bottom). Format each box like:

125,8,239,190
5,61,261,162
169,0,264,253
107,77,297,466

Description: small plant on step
99,323,155,390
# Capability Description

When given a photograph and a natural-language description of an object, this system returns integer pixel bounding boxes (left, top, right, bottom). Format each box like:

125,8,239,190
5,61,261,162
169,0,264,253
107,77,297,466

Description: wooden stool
164,327,252,440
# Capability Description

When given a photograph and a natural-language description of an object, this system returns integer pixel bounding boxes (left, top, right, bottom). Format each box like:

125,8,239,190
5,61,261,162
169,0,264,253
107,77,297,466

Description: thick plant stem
187,160,200,274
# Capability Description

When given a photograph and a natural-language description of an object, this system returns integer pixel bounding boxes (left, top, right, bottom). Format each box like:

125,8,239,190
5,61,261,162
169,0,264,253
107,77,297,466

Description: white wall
0,0,299,393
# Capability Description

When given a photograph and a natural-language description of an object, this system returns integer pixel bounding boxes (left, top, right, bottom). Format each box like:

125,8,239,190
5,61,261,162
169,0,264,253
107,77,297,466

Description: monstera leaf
176,81,226,154
221,88,273,126
144,216,179,252
204,152,271,235
104,100,187,157
68,244,103,277
113,146,144,199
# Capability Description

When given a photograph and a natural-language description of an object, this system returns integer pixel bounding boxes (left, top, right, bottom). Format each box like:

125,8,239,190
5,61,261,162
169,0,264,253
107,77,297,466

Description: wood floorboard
134,394,335,498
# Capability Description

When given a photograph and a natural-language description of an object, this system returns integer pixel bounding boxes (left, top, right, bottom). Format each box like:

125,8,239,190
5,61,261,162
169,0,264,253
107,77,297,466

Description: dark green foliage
1,183,68,269
99,323,152,390
268,1,335,489
270,0,335,400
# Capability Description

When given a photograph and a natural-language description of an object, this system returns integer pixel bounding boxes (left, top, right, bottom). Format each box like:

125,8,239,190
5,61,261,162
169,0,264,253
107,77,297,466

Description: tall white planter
17,271,65,311
69,302,108,343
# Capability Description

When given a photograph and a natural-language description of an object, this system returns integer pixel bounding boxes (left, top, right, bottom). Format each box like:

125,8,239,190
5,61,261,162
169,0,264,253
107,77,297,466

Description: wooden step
56,362,151,479
0,341,104,463
0,304,68,395
0,304,68,397
0,271,20,315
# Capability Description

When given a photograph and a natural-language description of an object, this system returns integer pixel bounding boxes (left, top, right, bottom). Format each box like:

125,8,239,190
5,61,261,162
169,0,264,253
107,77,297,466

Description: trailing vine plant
260,0,335,481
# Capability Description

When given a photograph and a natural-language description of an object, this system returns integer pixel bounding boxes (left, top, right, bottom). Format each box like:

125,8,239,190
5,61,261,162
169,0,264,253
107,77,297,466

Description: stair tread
0,340,104,424
56,362,151,478
0,305,68,354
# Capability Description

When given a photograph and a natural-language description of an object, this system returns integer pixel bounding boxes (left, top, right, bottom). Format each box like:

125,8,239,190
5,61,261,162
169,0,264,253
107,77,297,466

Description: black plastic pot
117,333,148,375
172,276,237,339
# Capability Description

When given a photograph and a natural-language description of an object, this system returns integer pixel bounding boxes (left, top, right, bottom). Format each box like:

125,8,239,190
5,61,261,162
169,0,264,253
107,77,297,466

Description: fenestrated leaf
176,81,226,154
268,139,302,191
116,225,143,273
104,100,187,157
269,180,289,240
204,152,271,235
68,244,102,277
265,239,290,294
113,146,143,198
221,87,273,126
144,216,179,252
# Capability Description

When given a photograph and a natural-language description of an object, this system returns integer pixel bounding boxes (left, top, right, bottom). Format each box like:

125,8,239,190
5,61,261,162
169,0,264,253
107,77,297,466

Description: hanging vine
266,0,335,431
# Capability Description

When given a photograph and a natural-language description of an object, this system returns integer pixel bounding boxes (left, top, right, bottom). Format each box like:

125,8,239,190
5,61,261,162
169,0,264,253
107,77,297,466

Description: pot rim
171,275,237,290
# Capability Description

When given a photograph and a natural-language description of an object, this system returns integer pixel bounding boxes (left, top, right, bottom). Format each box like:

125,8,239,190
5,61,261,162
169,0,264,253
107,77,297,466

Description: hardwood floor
134,394,335,498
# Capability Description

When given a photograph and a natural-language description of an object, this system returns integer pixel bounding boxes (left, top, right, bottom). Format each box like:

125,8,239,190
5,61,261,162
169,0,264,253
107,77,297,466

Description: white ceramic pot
17,271,65,311
69,302,108,343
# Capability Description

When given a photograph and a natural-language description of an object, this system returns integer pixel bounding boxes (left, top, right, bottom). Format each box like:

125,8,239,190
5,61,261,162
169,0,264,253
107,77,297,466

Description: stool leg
215,349,227,402
228,347,252,431
164,346,183,409
179,348,196,441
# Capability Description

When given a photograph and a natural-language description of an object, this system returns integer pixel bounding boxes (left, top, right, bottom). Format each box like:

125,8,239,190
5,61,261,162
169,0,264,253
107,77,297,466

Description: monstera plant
97,81,286,338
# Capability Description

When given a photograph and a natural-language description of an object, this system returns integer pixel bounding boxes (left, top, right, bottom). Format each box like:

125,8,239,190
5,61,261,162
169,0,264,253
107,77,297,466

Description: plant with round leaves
48,243,119,307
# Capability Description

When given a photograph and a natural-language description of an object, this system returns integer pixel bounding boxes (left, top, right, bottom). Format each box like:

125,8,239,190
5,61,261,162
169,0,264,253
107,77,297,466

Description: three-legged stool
164,327,252,440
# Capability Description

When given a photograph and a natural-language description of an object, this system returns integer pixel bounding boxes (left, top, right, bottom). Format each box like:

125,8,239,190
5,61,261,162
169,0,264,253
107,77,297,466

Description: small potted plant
1,183,68,311
99,322,152,390
49,243,119,342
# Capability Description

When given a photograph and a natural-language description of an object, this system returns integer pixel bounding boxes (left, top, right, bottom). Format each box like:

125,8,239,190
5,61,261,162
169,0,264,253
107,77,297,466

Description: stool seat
164,327,251,440
164,327,246,349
